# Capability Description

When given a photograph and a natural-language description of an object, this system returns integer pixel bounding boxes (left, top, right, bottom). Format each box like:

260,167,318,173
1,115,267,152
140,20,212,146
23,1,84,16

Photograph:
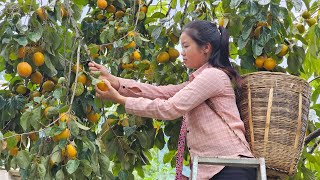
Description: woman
89,20,255,180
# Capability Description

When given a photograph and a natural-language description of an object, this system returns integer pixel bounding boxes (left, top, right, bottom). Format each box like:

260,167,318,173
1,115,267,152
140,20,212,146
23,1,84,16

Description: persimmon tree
0,0,319,179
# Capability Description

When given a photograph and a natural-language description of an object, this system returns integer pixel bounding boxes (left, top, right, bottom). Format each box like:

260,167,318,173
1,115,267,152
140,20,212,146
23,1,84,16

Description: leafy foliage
0,0,319,179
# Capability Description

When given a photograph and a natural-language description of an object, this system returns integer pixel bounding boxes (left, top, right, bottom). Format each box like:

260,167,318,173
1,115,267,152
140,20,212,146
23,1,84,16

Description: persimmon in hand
97,81,108,91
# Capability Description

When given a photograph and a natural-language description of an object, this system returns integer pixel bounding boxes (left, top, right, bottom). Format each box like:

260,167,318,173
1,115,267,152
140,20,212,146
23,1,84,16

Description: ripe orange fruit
277,44,289,57
30,71,43,84
255,56,266,68
115,11,125,18
127,31,136,37
53,128,71,142
121,63,134,69
156,52,170,63
253,26,262,38
86,105,92,113
132,51,141,61
17,62,32,78
86,112,100,123
44,107,51,117
61,148,66,157
59,113,69,122
49,158,55,167
9,147,19,156
67,144,77,159
36,7,47,21
106,5,116,13
72,64,83,73
18,47,26,58
263,57,276,70
124,41,136,49
97,0,107,9
15,135,21,142
42,80,55,92
60,6,68,18
168,48,180,60
97,81,108,91
33,52,44,66
256,21,268,27
77,74,87,84
218,17,225,27
29,132,37,141
140,5,148,14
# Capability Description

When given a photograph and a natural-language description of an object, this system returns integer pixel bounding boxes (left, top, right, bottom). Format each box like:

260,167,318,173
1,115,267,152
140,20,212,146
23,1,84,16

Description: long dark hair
182,20,242,87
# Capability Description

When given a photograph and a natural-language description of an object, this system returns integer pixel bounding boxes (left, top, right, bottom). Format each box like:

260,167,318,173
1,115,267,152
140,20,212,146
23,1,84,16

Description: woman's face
180,32,209,69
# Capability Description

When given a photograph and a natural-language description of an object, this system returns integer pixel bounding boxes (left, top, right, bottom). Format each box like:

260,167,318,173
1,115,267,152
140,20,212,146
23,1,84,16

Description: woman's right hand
88,61,120,90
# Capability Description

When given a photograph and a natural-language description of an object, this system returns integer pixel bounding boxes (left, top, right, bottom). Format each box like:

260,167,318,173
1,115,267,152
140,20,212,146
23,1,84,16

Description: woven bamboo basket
236,72,311,178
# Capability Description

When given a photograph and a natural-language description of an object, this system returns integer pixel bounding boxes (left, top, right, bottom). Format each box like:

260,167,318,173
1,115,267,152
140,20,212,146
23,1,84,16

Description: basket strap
289,93,303,175
247,87,255,149
205,99,253,156
264,88,274,156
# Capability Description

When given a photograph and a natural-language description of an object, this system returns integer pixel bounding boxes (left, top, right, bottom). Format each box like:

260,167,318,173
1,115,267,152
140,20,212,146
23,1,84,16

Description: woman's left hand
95,79,127,105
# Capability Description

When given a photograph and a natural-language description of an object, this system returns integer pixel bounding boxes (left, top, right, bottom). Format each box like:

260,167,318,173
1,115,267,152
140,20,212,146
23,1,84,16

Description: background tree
0,0,319,179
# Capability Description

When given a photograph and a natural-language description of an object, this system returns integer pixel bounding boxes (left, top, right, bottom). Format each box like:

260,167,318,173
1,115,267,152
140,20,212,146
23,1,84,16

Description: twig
305,128,320,145
180,0,189,27
165,0,173,17
147,0,154,7
308,138,320,154
69,44,81,108
309,76,320,83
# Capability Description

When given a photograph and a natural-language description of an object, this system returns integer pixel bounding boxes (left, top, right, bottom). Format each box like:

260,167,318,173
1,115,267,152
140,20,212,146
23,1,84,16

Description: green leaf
118,170,128,180
40,53,57,77
0,96,5,110
151,26,162,42
292,0,302,11
124,126,137,137
14,36,28,46
30,107,41,130
37,163,46,178
73,0,88,6
257,0,270,5
75,120,90,130
230,0,243,9
51,145,62,164
4,132,18,149
252,40,264,56
163,150,176,164
66,160,80,174
150,12,166,19
9,52,18,61
136,132,148,149
16,150,31,169
81,160,92,177
301,165,315,180
20,111,32,131
28,31,42,42
99,153,110,173
69,119,79,136
56,169,65,180
91,153,100,174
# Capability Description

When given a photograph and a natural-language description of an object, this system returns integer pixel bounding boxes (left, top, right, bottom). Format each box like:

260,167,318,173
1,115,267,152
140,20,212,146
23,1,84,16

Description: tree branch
165,0,173,17
305,128,320,145
309,76,320,83
308,138,320,154
180,0,189,27
147,0,154,7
